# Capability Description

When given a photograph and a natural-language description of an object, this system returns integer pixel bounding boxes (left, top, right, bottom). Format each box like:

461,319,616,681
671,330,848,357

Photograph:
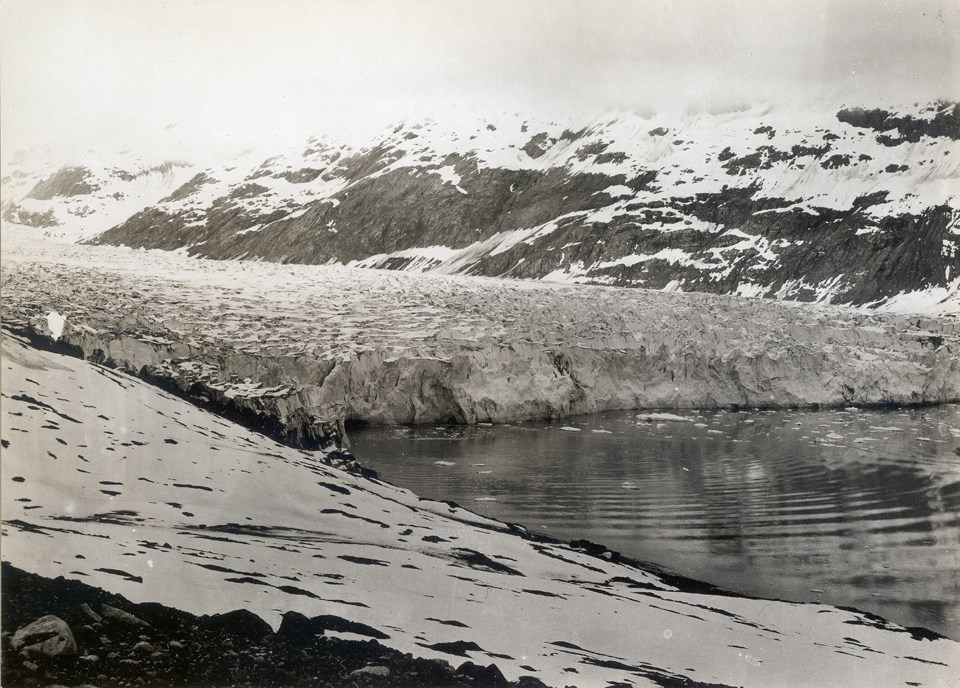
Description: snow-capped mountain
1,150,194,241
5,102,958,309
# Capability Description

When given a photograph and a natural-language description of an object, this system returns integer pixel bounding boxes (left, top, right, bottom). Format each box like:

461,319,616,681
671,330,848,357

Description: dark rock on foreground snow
1,563,550,688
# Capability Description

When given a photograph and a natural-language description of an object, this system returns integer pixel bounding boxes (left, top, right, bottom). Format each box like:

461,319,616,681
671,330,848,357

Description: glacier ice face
3,235,957,445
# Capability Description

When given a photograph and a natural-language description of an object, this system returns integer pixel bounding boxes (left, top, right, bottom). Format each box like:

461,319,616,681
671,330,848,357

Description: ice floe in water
636,413,694,422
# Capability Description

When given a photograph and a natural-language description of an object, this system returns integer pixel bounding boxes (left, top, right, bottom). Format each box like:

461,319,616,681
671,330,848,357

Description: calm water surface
351,405,960,638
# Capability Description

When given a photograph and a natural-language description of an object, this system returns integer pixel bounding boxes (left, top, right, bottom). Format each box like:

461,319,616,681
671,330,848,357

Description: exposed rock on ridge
1,153,193,239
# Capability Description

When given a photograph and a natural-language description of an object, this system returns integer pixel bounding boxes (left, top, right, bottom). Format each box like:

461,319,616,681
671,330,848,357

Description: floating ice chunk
636,413,693,422
474,496,497,502
433,460,456,466
46,311,65,340
591,429,613,434
559,426,581,432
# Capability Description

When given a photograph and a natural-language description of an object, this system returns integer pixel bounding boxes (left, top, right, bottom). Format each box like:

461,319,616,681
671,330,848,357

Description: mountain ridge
4,101,958,311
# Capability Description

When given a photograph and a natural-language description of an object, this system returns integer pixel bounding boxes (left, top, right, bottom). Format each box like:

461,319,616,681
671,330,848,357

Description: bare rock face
26,166,98,200
11,615,77,658
1,155,195,241
2,204,59,227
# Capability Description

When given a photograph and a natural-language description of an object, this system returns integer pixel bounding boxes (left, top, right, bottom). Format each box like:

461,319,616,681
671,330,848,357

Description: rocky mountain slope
3,234,957,447
73,101,958,311
3,333,957,687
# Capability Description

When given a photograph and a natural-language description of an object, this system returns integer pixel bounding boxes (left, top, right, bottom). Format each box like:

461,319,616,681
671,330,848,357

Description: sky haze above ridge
2,0,957,161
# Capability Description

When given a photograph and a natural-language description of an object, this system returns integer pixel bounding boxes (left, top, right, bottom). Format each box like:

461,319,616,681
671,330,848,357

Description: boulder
11,615,77,658
80,602,103,623
455,661,510,687
350,665,390,678
131,641,155,654
515,676,550,688
201,608,272,641
100,604,151,629
308,614,389,640
275,611,322,645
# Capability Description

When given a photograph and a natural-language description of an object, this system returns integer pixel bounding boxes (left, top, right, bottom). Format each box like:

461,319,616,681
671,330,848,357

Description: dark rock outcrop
837,101,960,142
201,609,272,642
0,562,543,688
26,167,98,200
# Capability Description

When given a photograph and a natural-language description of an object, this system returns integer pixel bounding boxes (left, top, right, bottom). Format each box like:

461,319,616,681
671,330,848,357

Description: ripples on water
351,405,960,638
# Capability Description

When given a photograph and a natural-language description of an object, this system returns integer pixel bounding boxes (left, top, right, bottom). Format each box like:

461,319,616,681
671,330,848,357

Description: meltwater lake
351,404,960,639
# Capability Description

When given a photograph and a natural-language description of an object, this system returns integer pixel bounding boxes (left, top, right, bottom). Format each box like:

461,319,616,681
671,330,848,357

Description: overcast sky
2,0,957,161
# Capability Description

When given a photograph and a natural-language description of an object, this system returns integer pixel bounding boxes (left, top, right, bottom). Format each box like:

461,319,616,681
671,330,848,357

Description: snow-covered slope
1,149,194,241
76,101,960,311
2,333,957,688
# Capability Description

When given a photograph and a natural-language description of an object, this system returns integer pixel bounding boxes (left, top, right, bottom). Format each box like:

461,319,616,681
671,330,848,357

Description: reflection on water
351,404,960,639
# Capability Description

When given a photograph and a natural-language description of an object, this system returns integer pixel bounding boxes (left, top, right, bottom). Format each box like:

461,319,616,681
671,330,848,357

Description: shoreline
4,334,957,687
8,322,960,455
10,323,956,640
